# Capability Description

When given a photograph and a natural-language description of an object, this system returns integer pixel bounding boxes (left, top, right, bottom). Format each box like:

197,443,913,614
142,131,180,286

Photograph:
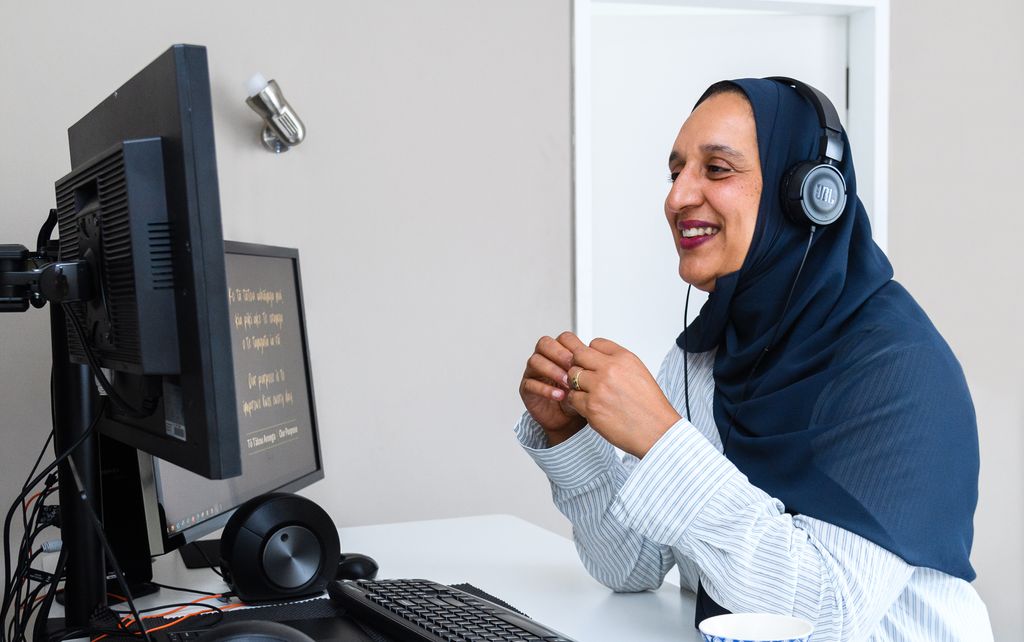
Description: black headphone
767,76,848,227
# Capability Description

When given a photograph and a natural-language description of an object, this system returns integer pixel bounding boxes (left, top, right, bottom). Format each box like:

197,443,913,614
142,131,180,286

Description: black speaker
220,493,340,602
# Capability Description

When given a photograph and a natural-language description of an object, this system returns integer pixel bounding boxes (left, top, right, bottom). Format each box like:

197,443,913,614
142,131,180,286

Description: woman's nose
665,171,703,213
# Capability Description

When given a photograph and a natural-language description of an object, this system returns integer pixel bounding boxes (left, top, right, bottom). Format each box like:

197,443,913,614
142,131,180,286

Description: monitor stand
179,539,222,569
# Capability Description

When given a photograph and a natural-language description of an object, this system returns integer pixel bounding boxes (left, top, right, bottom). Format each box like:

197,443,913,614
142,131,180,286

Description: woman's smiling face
664,90,763,292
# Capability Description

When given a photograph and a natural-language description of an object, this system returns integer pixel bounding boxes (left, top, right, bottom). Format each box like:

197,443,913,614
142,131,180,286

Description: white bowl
699,613,814,642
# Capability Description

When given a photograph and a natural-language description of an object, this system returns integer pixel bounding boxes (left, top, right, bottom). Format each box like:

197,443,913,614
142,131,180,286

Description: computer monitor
162,242,323,542
102,242,324,587
56,43,239,480
42,44,248,625
8,43,326,638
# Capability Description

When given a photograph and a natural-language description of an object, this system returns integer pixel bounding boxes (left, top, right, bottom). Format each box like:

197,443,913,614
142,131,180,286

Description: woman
515,78,992,641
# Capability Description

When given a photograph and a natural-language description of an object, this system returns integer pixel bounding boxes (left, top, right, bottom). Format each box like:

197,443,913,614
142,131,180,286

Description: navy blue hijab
678,79,979,585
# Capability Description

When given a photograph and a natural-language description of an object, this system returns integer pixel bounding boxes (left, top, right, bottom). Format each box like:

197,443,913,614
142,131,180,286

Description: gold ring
571,369,583,392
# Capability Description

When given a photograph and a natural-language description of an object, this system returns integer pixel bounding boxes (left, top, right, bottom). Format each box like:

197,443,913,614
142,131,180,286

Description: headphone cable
682,284,693,423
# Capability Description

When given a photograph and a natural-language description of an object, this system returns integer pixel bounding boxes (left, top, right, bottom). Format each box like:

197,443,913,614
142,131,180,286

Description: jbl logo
814,183,836,206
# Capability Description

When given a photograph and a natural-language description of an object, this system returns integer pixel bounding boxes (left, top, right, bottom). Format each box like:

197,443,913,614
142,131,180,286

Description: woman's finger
569,344,605,370
555,331,588,355
566,388,588,416
535,335,575,371
526,352,571,389
521,377,567,401
567,366,590,393
556,333,612,370
589,337,624,355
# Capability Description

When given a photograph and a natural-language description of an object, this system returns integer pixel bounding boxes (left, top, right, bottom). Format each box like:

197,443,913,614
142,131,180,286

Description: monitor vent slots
147,222,175,290
55,138,181,375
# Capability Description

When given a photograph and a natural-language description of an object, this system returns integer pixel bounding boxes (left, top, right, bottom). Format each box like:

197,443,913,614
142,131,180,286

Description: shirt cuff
610,418,739,544
514,411,618,490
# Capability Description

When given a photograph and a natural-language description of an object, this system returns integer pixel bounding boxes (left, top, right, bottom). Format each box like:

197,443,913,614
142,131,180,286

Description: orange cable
120,592,226,626
93,594,242,641
137,604,245,634
23,491,44,511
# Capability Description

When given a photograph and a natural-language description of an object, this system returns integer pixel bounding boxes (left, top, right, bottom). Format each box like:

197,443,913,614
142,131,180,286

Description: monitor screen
154,242,323,538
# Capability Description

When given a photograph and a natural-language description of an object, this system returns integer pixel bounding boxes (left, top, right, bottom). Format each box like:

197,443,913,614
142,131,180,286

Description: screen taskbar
166,502,225,535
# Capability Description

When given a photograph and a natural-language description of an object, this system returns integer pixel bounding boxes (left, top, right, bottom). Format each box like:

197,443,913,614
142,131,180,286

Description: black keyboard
327,578,576,642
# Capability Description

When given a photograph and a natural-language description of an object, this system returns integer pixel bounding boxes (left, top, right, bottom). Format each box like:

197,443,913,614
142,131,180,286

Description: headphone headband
765,76,848,227
766,76,844,164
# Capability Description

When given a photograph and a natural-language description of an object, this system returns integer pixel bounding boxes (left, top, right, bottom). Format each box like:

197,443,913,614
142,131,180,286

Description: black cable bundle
1,423,69,641
1,403,105,641
2,307,158,640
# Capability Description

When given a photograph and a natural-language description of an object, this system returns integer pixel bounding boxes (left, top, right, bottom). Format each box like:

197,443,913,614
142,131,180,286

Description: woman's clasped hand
519,331,681,457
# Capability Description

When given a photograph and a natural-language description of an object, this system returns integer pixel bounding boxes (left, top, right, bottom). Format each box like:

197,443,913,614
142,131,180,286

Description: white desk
140,514,701,641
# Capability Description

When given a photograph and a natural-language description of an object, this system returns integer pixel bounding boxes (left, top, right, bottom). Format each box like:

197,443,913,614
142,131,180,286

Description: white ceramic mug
699,613,814,642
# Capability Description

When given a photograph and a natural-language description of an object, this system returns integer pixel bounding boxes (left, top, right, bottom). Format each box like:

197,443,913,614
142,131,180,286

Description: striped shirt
516,345,993,642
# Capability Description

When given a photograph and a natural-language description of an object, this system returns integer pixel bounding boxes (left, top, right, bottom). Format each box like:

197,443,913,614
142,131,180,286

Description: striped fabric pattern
516,345,993,642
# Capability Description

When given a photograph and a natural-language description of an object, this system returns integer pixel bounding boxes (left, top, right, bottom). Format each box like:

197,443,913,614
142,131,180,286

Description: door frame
572,0,890,338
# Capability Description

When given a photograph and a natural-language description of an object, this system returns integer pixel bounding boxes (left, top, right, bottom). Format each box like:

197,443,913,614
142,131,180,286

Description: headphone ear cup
782,162,847,227
781,161,817,225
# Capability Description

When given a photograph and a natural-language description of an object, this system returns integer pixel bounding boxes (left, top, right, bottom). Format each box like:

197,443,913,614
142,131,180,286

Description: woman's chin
679,265,715,292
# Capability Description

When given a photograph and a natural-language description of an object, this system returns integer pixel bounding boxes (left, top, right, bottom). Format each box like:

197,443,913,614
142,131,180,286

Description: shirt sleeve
515,411,679,592
612,419,914,641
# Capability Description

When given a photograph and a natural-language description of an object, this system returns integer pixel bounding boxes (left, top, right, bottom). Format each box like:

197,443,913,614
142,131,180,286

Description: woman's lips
677,219,720,250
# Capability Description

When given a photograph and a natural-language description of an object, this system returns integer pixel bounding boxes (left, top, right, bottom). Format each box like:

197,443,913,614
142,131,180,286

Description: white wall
0,0,572,560
889,1,1024,638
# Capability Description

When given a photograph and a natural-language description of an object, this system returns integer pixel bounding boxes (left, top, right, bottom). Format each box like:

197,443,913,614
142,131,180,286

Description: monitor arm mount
1,208,108,637
0,210,93,311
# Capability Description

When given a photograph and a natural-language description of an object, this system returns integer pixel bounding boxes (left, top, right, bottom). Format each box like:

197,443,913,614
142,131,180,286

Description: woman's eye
707,164,731,175
668,172,680,183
